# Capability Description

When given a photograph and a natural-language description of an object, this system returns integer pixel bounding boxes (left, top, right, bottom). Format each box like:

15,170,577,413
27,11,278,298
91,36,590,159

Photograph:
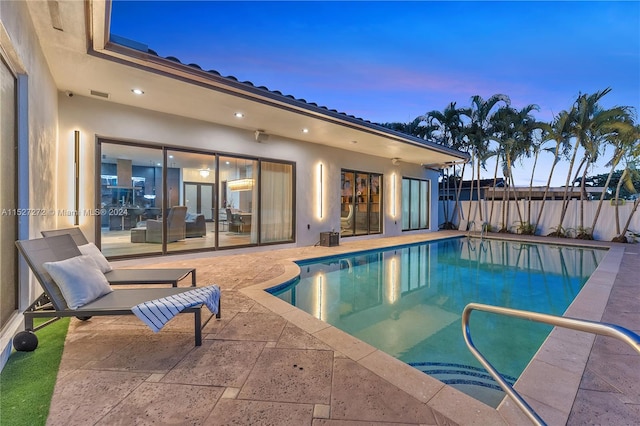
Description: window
402,177,430,231
1,57,18,328
340,169,382,237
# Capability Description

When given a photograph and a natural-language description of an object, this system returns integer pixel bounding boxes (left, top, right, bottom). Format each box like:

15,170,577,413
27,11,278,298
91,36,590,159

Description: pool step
409,361,516,391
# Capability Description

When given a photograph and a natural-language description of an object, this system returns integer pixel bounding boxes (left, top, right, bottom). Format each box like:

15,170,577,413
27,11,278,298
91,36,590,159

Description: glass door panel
167,150,215,253
354,172,369,235
219,155,258,248
100,143,163,257
340,171,355,236
369,174,382,234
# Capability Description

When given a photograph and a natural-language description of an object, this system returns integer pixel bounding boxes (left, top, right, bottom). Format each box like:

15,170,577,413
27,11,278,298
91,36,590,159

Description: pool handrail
462,302,640,426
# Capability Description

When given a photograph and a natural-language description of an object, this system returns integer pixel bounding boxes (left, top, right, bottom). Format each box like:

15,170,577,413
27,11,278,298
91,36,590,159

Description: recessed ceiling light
132,88,144,95
351,140,358,144
302,128,309,133
234,112,244,118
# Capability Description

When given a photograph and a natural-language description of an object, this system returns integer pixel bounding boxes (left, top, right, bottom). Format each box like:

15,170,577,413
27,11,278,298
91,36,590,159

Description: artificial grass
0,318,70,426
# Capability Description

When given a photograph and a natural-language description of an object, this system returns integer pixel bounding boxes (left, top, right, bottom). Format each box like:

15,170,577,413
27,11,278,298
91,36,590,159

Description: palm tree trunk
476,159,483,222
614,168,628,235
453,162,466,224
578,165,590,232
488,154,500,227
558,141,581,229
590,162,618,233
527,149,540,225
619,198,640,239
467,152,476,227
560,157,587,229
534,142,561,232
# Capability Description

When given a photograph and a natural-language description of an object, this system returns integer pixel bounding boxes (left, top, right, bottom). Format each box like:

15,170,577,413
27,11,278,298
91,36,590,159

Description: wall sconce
391,173,397,218
316,163,324,219
228,178,254,191
74,130,80,225
199,168,210,178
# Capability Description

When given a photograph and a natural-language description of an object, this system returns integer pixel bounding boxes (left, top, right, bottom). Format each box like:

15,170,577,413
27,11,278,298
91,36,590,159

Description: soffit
26,0,468,167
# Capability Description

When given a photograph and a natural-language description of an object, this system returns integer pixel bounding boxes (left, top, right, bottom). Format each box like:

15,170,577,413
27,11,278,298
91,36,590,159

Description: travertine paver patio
44,231,638,425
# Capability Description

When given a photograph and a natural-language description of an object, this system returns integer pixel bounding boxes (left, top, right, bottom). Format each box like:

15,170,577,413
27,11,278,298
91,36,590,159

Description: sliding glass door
340,169,382,237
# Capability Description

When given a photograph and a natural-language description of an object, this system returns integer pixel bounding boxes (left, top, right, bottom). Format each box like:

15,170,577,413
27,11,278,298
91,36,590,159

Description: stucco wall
0,0,59,367
58,94,441,247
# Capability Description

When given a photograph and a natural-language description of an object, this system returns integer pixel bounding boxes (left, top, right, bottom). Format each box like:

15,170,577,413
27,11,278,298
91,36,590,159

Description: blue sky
110,1,639,184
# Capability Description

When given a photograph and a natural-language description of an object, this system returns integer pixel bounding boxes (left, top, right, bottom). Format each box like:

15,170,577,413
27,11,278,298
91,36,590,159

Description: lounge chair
14,234,220,349
41,227,196,287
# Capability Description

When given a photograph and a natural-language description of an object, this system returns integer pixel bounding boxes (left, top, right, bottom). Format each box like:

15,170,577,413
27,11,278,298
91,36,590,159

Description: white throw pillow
43,255,113,309
78,242,112,273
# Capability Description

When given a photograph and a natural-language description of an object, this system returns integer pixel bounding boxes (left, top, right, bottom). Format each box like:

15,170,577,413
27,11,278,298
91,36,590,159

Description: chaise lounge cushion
43,255,113,309
78,242,113,273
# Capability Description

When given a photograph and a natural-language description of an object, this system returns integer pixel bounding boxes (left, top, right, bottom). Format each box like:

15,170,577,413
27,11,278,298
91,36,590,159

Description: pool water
271,237,606,407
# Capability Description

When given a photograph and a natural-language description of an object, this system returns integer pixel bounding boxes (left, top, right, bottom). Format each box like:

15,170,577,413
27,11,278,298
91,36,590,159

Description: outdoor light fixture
234,112,244,118
302,128,309,133
391,173,397,218
228,178,254,191
74,130,80,225
199,169,210,178
132,88,144,95
316,163,324,219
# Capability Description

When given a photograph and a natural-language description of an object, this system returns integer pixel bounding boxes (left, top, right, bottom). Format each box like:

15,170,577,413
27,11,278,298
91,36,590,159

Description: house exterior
0,1,467,366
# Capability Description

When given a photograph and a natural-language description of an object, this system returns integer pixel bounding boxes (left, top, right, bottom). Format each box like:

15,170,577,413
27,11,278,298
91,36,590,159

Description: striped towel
131,285,220,332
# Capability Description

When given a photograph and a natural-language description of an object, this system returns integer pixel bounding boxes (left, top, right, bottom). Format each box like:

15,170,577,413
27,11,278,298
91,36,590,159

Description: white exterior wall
58,94,440,247
0,1,59,368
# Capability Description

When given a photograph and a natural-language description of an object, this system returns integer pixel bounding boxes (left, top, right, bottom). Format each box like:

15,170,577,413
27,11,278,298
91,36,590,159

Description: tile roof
145,47,375,125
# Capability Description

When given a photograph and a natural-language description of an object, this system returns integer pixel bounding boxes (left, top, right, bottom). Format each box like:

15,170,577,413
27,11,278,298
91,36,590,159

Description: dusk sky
110,1,639,185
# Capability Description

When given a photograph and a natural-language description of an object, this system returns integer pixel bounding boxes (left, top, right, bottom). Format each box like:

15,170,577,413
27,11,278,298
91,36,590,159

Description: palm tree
424,102,470,228
464,94,510,227
491,104,540,232
555,88,629,236
534,111,573,233
590,119,636,234
569,89,634,238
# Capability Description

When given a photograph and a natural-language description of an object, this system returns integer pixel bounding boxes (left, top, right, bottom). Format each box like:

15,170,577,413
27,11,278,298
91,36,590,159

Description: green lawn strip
0,318,70,426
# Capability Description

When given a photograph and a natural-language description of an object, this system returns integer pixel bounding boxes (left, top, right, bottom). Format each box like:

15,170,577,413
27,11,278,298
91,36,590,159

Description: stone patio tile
215,311,287,341
47,369,148,426
312,420,419,426
277,323,334,351
567,388,640,426
583,351,640,402
238,348,333,404
204,398,314,425
162,340,264,387
330,358,437,424
83,332,195,373
218,289,256,313
95,382,223,425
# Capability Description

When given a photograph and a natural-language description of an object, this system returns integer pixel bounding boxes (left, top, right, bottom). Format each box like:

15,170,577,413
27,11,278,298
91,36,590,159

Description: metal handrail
462,303,640,426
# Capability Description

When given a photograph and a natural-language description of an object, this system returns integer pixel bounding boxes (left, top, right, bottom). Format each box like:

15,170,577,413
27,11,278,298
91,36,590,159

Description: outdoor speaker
13,330,38,352
255,130,269,143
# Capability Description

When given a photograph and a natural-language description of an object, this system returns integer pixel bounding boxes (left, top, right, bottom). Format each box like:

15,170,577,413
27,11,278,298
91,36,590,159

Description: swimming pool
270,237,607,406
